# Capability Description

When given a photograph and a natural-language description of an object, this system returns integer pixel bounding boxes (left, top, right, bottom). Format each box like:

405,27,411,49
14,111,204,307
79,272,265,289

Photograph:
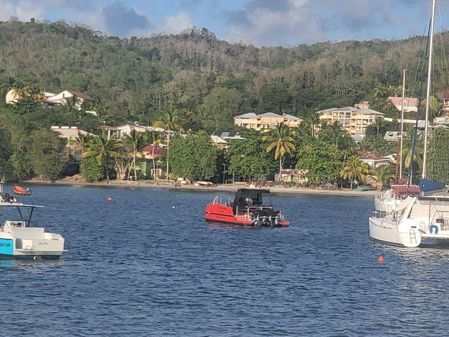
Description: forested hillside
1,20,448,132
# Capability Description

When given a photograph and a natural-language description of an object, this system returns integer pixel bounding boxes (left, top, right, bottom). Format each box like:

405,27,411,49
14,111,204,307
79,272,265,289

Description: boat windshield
0,203,44,226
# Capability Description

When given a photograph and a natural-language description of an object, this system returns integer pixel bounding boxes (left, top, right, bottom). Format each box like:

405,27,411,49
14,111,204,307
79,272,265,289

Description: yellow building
234,112,302,131
317,107,384,135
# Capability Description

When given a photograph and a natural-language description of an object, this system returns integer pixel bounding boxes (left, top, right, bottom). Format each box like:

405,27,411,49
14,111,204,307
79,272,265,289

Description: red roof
388,96,418,107
438,89,449,99
141,145,164,156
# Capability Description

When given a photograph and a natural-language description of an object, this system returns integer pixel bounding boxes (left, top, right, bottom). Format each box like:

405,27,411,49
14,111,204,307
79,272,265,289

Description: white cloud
224,0,443,46
225,0,324,46
0,0,17,20
0,0,43,21
157,11,193,35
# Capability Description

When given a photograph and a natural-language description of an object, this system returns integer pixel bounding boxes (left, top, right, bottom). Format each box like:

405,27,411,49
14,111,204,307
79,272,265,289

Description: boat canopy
420,179,447,193
0,202,44,208
234,188,270,208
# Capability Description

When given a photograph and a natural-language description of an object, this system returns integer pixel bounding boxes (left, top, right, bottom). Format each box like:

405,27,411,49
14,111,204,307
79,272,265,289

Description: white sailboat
369,0,449,248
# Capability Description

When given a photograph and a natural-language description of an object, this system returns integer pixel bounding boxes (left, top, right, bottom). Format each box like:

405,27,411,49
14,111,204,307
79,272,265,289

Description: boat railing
371,210,387,218
211,197,233,206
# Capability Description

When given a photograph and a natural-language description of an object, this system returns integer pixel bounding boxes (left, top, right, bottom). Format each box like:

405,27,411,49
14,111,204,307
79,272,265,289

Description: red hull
204,203,289,227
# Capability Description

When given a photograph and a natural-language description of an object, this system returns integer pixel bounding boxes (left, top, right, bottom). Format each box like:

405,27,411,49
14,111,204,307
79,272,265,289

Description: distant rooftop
235,112,302,120
318,106,384,116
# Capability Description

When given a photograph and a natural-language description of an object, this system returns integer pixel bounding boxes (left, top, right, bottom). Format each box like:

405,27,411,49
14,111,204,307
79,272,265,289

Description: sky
1,0,449,47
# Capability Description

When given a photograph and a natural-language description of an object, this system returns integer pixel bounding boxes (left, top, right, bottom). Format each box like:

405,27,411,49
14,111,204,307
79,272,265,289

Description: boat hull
204,203,288,227
369,217,422,248
0,226,65,258
12,186,31,196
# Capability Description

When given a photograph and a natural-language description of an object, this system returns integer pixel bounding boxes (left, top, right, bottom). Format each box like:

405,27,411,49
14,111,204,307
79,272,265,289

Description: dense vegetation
0,20,448,186
2,20,449,131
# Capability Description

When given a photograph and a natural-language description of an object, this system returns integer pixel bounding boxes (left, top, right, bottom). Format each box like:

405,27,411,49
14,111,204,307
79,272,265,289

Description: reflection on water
0,257,64,269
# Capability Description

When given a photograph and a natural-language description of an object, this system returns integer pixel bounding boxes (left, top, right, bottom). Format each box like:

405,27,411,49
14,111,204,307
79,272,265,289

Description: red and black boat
204,188,289,227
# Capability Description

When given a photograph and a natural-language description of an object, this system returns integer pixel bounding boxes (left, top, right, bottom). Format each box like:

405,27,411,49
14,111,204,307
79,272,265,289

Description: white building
45,90,92,110
234,112,302,131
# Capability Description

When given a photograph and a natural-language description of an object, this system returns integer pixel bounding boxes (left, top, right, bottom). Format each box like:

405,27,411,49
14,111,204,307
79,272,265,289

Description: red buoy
377,255,384,264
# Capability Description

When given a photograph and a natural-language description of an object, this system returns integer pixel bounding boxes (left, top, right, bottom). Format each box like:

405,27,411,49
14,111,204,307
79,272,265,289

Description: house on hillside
234,112,302,131
388,96,418,113
359,151,394,168
137,144,165,179
317,106,384,135
45,90,92,110
210,135,228,149
50,126,93,161
384,131,405,143
220,132,245,141
99,124,165,140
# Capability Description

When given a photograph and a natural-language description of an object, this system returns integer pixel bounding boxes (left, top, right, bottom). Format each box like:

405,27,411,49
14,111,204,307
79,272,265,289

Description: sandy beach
23,176,377,197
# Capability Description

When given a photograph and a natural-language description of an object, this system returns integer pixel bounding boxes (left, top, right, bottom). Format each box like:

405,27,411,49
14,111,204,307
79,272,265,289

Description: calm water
2,185,449,336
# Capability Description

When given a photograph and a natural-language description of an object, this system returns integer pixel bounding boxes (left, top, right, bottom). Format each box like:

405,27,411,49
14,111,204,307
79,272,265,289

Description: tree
83,131,121,181
368,165,394,190
295,137,340,186
427,128,449,184
154,103,184,181
340,156,369,188
28,129,63,181
420,96,443,120
80,156,104,182
0,128,12,178
169,131,217,181
199,87,242,132
401,130,423,172
262,123,296,181
227,130,275,182
301,112,320,137
318,121,355,151
148,131,163,181
124,129,145,181
365,117,391,138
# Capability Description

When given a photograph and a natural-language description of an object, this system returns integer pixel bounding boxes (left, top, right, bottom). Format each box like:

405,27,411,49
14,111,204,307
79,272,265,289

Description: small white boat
0,198,65,259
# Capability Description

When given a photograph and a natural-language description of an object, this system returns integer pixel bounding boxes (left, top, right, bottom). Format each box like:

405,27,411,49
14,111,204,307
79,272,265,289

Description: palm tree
368,165,394,190
148,131,163,181
402,131,424,171
124,129,145,181
71,131,93,152
340,156,369,189
83,131,121,181
262,123,296,181
154,104,184,181
303,112,320,137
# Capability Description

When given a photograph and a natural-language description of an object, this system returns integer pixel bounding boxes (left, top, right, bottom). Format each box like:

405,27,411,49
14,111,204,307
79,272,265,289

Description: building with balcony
234,112,302,131
317,107,384,135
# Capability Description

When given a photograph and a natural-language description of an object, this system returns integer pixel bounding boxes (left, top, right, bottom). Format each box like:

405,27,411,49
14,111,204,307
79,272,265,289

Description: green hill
0,20,447,131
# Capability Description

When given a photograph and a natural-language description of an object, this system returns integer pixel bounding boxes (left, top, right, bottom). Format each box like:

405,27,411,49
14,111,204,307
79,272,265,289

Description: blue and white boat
0,194,65,259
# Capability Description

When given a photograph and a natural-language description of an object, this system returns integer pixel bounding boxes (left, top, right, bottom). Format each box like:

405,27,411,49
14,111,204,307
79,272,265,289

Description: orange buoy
377,255,384,264
106,196,113,201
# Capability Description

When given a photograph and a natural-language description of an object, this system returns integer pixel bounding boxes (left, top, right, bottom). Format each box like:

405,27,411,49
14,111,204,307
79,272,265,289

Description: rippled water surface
2,185,449,336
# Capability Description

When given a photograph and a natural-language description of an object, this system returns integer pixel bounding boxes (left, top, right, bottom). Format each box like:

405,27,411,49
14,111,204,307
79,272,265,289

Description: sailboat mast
422,0,436,179
399,69,407,180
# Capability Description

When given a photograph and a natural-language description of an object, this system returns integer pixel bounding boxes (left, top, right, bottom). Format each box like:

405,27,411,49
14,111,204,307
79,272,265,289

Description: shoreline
22,178,377,197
